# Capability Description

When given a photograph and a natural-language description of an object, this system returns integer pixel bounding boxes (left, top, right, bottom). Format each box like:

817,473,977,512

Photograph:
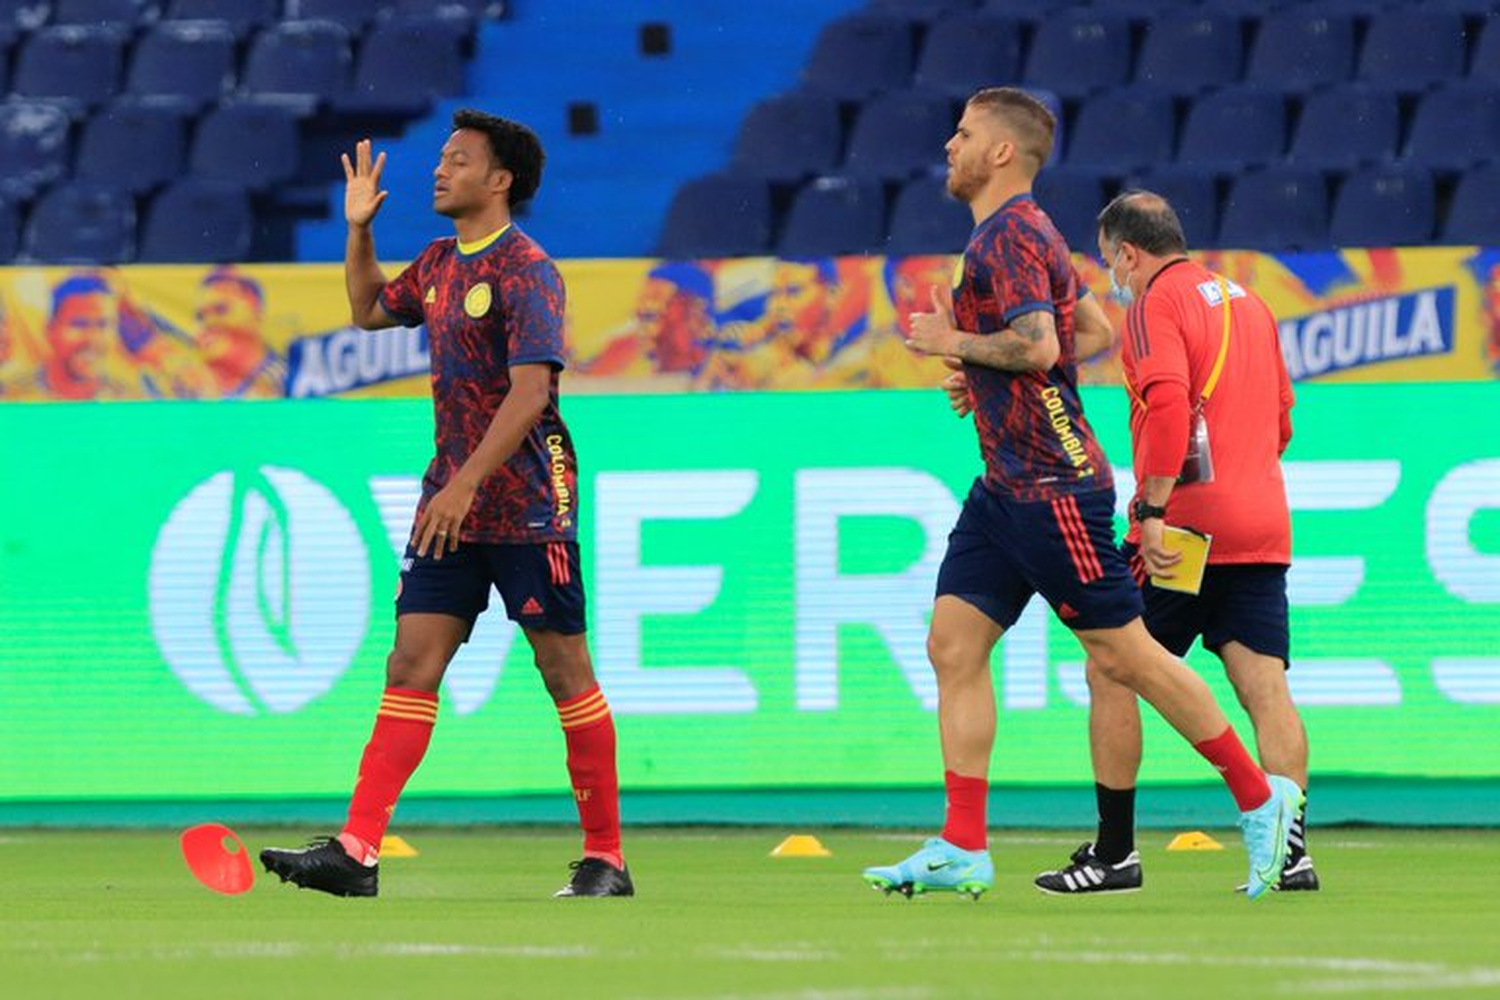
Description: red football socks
940,770,988,851
340,687,438,865
1193,726,1272,812
557,685,624,870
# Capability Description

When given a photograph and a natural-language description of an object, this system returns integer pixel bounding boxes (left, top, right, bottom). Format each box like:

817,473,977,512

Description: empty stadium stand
0,0,1495,264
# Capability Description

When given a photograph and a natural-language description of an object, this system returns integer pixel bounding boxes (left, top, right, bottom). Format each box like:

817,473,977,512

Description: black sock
1286,793,1308,865
1093,783,1136,864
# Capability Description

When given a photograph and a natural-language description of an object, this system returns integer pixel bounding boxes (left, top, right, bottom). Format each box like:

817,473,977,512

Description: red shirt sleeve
1139,379,1192,478
1123,283,1195,478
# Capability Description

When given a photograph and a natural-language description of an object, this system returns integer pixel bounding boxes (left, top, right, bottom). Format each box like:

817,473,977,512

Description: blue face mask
1108,248,1134,307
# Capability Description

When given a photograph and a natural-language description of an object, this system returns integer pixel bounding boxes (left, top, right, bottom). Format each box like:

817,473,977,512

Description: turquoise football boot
862,837,993,900
1240,775,1304,901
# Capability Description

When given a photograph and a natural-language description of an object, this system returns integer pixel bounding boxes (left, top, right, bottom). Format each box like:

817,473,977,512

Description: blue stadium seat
22,182,137,264
0,100,71,200
1403,83,1500,172
778,175,887,256
338,16,466,117
979,0,1095,20
1306,0,1395,18
886,174,972,255
51,0,157,28
866,0,975,20
1441,164,1500,244
1031,167,1108,252
0,2,48,33
75,99,187,195
1286,84,1400,172
1330,165,1436,247
1195,0,1294,16
1100,0,1205,22
241,19,352,110
657,174,772,258
1177,86,1286,173
1472,16,1500,83
284,0,382,31
1357,9,1467,93
0,197,17,262
728,91,842,184
1134,12,1243,95
1219,167,1329,251
800,14,914,100
166,0,278,38
125,19,237,113
1123,166,1220,249
12,25,124,110
913,12,1024,98
1023,11,1132,100
138,177,252,262
388,0,484,39
1066,85,1176,173
843,89,955,181
190,100,301,189
1244,9,1356,93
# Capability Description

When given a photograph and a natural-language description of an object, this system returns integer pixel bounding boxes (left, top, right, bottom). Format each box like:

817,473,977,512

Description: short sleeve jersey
957,194,1112,501
1121,258,1294,563
380,224,577,544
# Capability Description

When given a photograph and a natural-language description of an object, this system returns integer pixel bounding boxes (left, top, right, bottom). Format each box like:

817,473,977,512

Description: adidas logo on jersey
521,597,544,616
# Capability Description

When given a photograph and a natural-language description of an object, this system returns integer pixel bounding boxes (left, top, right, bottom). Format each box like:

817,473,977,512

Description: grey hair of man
1096,190,1189,256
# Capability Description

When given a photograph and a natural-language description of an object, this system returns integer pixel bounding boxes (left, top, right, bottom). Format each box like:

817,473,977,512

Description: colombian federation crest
464,282,493,318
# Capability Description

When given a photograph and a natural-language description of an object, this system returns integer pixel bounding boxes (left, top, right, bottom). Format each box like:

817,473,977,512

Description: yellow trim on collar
457,223,512,255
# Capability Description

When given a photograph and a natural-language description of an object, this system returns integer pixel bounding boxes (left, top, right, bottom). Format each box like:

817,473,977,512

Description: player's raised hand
342,139,389,228
906,285,961,357
940,355,972,418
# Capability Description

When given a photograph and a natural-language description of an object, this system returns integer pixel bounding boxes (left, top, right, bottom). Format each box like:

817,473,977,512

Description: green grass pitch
3,827,1495,999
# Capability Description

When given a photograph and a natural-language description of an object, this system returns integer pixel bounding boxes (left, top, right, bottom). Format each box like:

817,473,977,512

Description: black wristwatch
1131,498,1168,523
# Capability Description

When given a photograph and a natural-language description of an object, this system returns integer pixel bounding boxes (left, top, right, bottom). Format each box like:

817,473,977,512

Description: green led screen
1,384,1496,802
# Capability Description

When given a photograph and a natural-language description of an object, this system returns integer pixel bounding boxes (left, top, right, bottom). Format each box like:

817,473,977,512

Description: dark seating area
660,0,1500,258
0,0,490,263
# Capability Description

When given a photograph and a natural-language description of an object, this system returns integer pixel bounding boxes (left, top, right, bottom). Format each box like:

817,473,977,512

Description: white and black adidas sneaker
1034,842,1143,895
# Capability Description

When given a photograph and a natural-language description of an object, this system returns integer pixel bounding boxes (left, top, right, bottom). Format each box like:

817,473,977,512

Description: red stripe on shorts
1053,496,1104,584
548,542,570,585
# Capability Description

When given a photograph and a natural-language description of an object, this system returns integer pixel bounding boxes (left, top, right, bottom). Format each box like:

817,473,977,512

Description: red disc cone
180,823,254,895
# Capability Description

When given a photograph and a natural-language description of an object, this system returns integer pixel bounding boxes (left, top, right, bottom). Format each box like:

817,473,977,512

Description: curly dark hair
451,108,546,206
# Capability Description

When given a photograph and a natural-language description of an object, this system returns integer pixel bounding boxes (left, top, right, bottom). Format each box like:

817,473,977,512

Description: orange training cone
180,823,255,895
770,834,832,857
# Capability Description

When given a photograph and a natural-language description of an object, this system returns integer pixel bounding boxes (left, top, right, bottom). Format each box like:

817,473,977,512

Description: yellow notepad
1151,526,1212,595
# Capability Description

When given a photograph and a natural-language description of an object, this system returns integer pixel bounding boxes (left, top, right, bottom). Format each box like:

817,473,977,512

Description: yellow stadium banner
2,247,1496,401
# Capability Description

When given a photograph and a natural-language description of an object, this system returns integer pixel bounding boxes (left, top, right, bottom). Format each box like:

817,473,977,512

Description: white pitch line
977,946,1500,995
1293,969,1500,994
65,941,597,963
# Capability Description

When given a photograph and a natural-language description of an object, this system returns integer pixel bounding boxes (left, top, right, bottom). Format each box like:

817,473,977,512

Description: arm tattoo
952,311,1056,372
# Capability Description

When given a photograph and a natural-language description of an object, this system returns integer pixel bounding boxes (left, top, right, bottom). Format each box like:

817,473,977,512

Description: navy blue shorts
1124,544,1290,667
936,479,1143,631
395,540,587,636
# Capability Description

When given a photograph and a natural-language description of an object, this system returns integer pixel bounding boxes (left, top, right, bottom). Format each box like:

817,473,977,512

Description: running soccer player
261,110,632,899
860,88,1299,901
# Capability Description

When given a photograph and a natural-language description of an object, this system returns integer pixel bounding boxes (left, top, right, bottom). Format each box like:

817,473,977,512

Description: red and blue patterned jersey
956,194,1112,501
380,224,577,544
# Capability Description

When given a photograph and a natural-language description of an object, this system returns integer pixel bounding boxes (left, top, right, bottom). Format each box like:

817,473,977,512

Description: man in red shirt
1035,191,1316,895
